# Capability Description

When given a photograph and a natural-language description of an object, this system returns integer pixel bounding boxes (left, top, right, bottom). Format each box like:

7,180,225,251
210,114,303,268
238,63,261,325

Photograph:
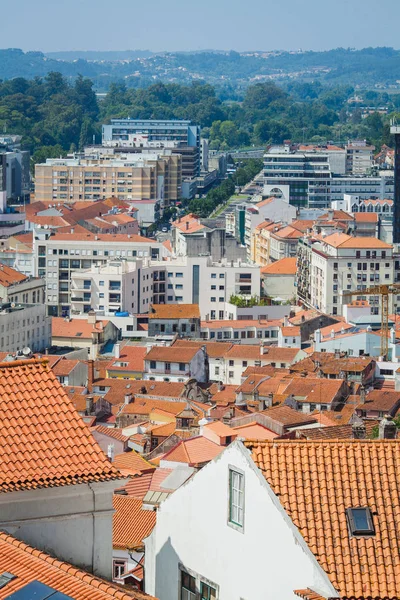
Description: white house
146,438,394,600
144,345,207,383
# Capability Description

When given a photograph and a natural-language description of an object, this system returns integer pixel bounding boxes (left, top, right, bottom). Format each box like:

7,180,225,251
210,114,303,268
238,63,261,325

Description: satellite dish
44,224,49,229
10,302,15,308
22,347,31,356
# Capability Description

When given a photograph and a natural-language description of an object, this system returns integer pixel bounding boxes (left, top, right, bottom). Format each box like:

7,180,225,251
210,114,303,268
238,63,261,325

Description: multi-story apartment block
102,118,200,177
0,149,30,203
70,259,157,317
35,151,181,206
330,174,394,203
0,264,45,305
345,140,375,174
0,302,51,353
296,233,394,316
150,255,261,320
34,230,166,316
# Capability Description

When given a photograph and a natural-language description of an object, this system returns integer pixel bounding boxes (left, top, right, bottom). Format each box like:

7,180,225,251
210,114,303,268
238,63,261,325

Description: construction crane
342,284,400,358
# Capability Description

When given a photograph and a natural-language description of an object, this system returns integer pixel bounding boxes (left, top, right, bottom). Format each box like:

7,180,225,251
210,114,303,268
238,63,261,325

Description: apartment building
0,302,51,353
144,345,207,383
102,118,201,177
345,140,375,174
34,230,166,316
0,149,30,203
296,233,394,316
70,259,156,316
150,255,261,320
148,304,201,338
35,151,181,205
0,264,45,305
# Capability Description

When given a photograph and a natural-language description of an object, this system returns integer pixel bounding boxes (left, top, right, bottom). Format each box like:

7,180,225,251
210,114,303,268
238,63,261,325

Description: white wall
145,442,336,600
262,274,295,301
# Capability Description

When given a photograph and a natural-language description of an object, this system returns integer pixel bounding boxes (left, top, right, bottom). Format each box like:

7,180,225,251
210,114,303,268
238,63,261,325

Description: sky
1,0,399,53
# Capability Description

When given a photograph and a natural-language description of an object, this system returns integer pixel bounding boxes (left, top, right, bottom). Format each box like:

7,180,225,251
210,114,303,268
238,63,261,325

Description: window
228,371,234,378
229,360,234,366
211,285,216,290
219,297,224,302
181,571,196,600
150,361,156,369
176,272,183,278
113,560,126,579
346,507,375,536
219,273,224,279
229,468,244,528
211,273,217,279
211,297,216,302
179,363,186,371
201,582,217,600
215,366,220,375
242,361,247,367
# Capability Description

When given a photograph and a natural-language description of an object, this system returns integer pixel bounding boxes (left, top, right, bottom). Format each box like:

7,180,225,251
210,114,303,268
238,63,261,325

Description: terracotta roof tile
172,339,233,358
0,359,120,492
148,304,200,319
145,346,200,363
107,346,147,372
247,439,400,599
0,263,27,287
113,451,155,476
124,468,173,498
112,496,156,550
0,532,151,600
261,405,318,427
120,399,187,417
52,317,109,339
162,436,223,467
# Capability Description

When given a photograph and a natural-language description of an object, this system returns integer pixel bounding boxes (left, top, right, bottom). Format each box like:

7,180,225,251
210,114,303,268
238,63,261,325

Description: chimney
87,359,94,393
198,417,209,435
98,321,104,331
86,396,94,415
87,310,96,325
124,392,132,405
115,343,121,359
330,329,335,339
186,221,189,230
70,228,74,234
360,385,366,403
390,327,396,344
235,391,246,407
284,316,289,327
379,415,397,439
217,381,224,392
314,329,321,344
352,420,366,439
107,443,115,462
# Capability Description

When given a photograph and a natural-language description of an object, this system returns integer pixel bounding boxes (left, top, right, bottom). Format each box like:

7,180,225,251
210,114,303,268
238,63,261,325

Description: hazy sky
1,0,398,53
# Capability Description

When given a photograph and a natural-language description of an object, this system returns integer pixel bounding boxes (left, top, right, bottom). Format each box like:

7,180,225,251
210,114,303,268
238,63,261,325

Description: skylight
0,572,16,590
346,507,375,536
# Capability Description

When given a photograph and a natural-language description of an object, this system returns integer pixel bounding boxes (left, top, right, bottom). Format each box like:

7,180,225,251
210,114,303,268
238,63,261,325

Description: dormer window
346,507,375,536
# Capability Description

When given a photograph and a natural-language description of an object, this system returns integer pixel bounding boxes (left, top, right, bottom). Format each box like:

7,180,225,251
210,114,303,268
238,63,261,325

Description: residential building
148,303,201,338
261,257,297,301
35,151,181,205
144,345,207,383
150,255,261,320
330,173,394,203
0,358,124,579
34,229,166,316
172,213,246,262
146,438,400,600
345,139,375,174
0,301,51,353
0,188,26,237
71,259,156,316
1,149,30,203
102,118,201,176
106,344,147,379
200,319,281,344
52,313,119,358
222,345,304,385
296,233,394,316
0,263,45,304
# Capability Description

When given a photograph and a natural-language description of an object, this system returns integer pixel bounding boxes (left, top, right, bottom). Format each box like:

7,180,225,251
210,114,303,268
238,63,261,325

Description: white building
345,140,374,174
145,440,344,600
296,232,394,316
0,302,51,353
144,345,207,383
71,259,156,316
34,229,167,316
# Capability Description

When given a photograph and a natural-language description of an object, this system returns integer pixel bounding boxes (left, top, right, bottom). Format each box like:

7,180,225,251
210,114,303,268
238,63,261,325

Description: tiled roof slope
0,532,153,600
113,496,157,550
246,439,400,599
0,359,120,493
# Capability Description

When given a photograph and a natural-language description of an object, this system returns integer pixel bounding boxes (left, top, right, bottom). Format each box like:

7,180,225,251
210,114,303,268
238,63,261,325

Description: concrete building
0,264,45,305
52,313,119,359
34,230,166,316
148,303,201,339
70,259,156,316
296,233,394,316
150,255,261,320
345,140,375,174
35,151,181,206
261,257,297,301
330,173,394,203
0,149,30,203
0,302,51,353
102,118,200,182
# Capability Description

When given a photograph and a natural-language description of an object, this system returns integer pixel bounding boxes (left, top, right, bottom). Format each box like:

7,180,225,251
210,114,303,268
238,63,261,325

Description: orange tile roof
203,421,236,437
271,225,302,240
162,436,223,467
297,420,378,440
148,303,200,319
52,317,109,339
107,346,147,372
358,390,400,413
0,263,27,287
0,359,120,493
113,451,155,475
224,345,264,359
172,213,206,234
261,405,318,427
52,358,81,376
247,439,400,599
145,345,200,363
261,257,297,275
280,326,301,336
232,422,277,440
201,319,279,329
112,496,156,550
208,384,237,405
354,212,379,222
147,421,177,438
50,231,154,243
120,399,188,417
124,468,173,498
92,425,131,442
0,532,151,600
172,339,233,358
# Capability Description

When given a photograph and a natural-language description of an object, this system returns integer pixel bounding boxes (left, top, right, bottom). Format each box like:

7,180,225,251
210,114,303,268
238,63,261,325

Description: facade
35,151,181,205
52,314,119,358
345,140,375,174
148,303,201,338
0,302,51,353
1,149,30,203
0,265,44,305
296,233,394,316
390,123,400,243
34,230,166,316
261,257,297,301
330,174,394,203
144,345,207,383
102,118,200,176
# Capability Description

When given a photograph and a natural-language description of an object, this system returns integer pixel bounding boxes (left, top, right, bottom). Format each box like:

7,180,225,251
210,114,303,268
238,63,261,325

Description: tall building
35,152,181,205
345,140,375,174
102,118,201,176
390,123,400,243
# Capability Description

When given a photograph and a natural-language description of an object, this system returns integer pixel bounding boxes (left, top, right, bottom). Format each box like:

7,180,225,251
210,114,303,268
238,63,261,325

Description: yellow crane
342,284,400,358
